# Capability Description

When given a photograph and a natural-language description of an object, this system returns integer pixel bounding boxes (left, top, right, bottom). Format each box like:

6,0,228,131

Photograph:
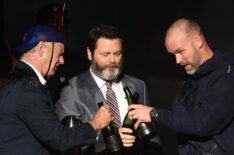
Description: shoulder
3,74,48,107
4,69,43,91
212,64,234,77
67,76,79,88
123,74,146,85
21,78,47,99
66,71,90,88
59,71,90,94
0,74,44,104
213,48,234,66
203,64,234,89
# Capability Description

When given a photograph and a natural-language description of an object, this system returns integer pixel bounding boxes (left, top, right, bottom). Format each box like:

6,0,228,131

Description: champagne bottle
123,86,156,141
62,115,82,127
98,102,123,152
61,115,82,155
122,91,135,131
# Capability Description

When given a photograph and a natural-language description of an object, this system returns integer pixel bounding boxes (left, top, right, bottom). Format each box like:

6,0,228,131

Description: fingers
103,104,111,113
119,127,133,134
128,104,142,119
102,104,113,120
119,128,135,147
128,104,139,111
134,119,141,129
103,104,114,121
128,105,154,123
128,110,136,120
89,104,113,131
122,138,135,147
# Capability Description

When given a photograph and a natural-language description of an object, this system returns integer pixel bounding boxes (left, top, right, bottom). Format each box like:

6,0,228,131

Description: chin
186,69,196,75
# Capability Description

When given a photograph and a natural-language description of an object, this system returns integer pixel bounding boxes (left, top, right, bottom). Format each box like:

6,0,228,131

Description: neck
200,44,213,65
21,58,44,76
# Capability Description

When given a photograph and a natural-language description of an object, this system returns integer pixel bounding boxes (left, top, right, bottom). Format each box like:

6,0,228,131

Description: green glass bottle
123,86,156,141
98,102,123,152
122,88,135,130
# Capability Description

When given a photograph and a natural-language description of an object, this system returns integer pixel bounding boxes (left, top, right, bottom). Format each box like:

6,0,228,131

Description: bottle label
105,135,123,152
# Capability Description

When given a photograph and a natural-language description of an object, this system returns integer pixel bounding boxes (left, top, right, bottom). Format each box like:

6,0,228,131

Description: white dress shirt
90,68,128,125
21,60,47,85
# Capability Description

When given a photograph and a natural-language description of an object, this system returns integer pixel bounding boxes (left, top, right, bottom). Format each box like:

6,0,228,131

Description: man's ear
87,47,92,61
35,41,46,57
194,35,203,49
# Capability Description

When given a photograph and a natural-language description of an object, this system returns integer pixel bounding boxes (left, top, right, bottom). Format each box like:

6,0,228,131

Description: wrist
89,120,99,131
149,108,160,121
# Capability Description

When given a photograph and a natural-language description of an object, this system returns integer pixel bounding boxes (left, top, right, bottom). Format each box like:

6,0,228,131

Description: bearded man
55,24,163,155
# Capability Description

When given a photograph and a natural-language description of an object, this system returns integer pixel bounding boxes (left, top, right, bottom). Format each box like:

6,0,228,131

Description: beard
90,58,123,81
185,50,202,75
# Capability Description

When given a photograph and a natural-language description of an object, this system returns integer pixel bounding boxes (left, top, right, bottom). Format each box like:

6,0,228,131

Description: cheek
116,56,122,63
187,53,195,63
95,56,106,66
182,52,191,63
51,58,59,68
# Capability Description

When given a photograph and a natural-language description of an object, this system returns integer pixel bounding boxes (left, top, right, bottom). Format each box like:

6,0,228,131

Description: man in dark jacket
0,25,113,155
128,18,234,154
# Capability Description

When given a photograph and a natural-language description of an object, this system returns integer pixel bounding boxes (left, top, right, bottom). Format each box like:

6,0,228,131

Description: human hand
128,104,154,129
118,127,135,147
89,104,114,131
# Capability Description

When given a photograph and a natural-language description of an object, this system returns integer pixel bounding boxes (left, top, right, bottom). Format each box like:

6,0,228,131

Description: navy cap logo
23,33,27,41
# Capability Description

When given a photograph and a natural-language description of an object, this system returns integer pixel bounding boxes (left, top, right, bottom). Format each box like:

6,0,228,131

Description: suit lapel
122,75,137,94
82,71,105,117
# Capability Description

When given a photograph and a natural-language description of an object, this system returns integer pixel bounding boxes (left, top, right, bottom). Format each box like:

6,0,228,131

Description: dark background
1,0,234,154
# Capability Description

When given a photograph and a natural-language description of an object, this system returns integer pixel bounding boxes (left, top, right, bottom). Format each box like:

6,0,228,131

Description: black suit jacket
0,61,97,155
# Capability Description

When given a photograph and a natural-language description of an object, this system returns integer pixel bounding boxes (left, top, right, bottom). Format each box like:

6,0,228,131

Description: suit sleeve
55,77,83,121
142,81,151,107
16,82,97,151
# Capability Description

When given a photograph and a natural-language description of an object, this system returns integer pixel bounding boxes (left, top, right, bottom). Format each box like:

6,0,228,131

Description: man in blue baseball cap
0,25,113,155
12,25,66,77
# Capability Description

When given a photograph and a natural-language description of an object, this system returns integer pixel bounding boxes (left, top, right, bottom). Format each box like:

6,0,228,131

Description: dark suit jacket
0,61,97,155
55,70,162,155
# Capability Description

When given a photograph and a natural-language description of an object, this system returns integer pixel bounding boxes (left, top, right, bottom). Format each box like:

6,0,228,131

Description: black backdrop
1,0,234,154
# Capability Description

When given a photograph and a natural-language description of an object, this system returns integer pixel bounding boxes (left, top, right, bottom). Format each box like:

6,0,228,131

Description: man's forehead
96,37,121,44
44,41,64,45
167,29,187,42
96,38,122,50
166,31,187,52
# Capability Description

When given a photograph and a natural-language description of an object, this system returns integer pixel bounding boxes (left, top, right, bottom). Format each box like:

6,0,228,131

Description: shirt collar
20,60,47,85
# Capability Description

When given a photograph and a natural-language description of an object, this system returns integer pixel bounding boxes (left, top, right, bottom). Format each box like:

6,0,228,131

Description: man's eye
102,53,108,56
115,52,121,56
178,50,184,54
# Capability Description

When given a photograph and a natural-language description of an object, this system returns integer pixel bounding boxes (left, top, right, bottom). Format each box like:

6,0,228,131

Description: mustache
179,62,188,66
103,64,120,68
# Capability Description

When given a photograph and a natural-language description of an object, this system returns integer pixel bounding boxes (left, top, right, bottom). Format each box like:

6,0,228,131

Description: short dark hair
87,24,123,54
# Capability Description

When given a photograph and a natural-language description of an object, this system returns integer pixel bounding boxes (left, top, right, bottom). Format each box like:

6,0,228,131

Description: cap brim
12,42,38,52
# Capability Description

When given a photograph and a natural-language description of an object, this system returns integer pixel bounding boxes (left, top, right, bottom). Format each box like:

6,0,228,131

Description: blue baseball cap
12,25,65,52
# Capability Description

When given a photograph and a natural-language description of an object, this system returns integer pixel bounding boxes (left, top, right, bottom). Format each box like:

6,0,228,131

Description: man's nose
175,54,182,64
109,55,116,63
59,56,64,65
